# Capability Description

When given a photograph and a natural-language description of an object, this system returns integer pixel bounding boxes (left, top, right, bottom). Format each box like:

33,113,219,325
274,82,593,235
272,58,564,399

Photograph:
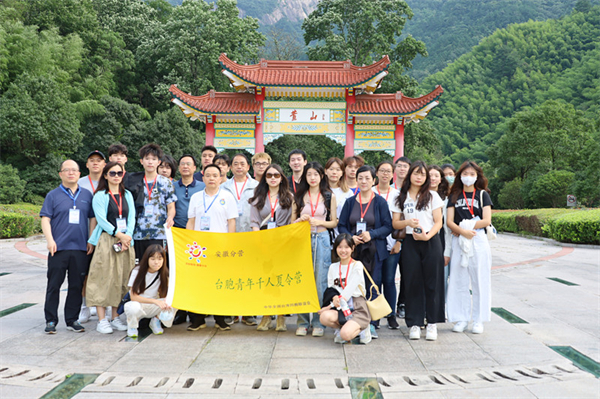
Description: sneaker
426,324,437,341
397,304,406,318
370,324,378,339
90,307,97,317
110,317,128,331
472,322,484,334
149,317,164,335
215,318,231,331
78,306,91,324
45,321,57,334
387,316,400,329
333,329,346,344
359,326,372,344
295,327,308,336
242,316,257,326
409,325,420,340
312,327,324,337
256,316,271,331
224,316,235,325
127,327,138,338
66,321,85,333
452,321,468,333
96,318,113,334
275,315,287,332
187,317,206,331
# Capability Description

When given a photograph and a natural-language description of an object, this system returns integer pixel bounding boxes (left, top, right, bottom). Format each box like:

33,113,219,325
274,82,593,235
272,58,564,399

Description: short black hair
178,154,197,166
201,145,218,155
159,154,177,178
108,144,128,157
356,165,376,179
203,163,221,175
395,156,411,165
231,153,249,164
441,163,456,172
288,149,307,162
139,143,164,160
213,153,230,166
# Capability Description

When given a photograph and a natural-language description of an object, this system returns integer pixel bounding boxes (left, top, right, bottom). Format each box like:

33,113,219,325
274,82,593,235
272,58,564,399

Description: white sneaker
452,321,468,332
127,327,138,338
472,322,484,334
409,325,420,340
110,317,128,331
333,329,345,344
96,318,113,334
78,306,91,324
149,317,164,335
426,324,437,341
359,327,372,344
90,307,97,317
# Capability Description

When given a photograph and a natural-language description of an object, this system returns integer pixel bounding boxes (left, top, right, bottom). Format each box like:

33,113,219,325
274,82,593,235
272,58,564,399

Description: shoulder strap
324,191,332,222
145,273,160,291
362,265,382,300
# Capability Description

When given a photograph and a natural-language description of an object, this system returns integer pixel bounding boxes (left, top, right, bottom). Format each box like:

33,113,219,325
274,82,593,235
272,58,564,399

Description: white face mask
461,175,477,187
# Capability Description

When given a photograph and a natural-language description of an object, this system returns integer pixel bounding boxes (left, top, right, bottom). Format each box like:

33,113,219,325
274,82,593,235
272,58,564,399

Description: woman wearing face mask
441,163,456,185
428,165,452,299
446,161,493,335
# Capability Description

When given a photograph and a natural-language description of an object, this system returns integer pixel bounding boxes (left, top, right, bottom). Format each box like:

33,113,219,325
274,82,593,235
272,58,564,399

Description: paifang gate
169,54,443,158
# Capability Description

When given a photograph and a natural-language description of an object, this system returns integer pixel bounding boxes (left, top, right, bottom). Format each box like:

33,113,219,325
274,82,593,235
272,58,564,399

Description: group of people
42,143,493,345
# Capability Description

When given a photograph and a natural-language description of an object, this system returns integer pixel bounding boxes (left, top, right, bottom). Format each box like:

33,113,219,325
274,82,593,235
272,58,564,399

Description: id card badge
267,221,277,230
144,204,154,217
116,218,127,232
472,216,481,221
356,222,367,234
200,216,211,231
237,201,243,216
69,209,80,224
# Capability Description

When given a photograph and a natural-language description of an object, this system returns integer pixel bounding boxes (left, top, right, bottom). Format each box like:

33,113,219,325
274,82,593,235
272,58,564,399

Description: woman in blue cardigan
86,162,136,334
338,165,393,337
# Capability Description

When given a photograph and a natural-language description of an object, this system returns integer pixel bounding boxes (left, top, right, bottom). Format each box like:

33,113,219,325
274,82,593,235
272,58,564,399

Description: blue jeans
381,251,400,317
297,231,330,329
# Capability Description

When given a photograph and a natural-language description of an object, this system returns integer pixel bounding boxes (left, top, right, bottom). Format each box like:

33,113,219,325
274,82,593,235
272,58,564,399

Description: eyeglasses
179,162,194,167
254,162,269,167
378,169,393,174
108,171,124,177
61,169,80,173
266,173,281,179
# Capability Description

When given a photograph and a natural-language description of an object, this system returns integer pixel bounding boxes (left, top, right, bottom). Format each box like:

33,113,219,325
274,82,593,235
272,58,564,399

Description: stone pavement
0,234,599,398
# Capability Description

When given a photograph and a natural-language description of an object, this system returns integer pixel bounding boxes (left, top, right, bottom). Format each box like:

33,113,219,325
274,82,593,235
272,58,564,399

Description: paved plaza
1,233,599,398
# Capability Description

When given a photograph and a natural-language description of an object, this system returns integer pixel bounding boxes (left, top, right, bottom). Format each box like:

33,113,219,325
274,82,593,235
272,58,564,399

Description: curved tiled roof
169,85,260,115
349,86,444,115
219,53,390,88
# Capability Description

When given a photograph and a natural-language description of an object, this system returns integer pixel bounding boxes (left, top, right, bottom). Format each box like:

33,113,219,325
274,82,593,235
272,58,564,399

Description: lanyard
109,190,123,218
375,186,390,201
234,177,248,200
88,176,95,192
144,176,157,201
203,189,221,215
358,191,374,222
292,179,297,193
463,190,476,217
268,191,278,221
339,259,353,289
60,185,80,209
308,191,321,217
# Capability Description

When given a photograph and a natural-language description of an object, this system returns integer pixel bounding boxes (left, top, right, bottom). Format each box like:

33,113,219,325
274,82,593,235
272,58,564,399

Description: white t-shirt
188,189,238,233
331,186,354,237
128,268,161,299
396,190,444,234
327,259,366,300
374,186,399,251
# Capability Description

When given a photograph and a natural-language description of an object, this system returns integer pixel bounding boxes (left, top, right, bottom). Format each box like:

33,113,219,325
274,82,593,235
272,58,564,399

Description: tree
261,26,304,60
529,170,575,208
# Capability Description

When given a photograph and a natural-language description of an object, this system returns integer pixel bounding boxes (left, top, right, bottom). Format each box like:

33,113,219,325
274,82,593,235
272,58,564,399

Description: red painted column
255,87,265,153
205,116,215,146
394,117,405,159
345,89,356,157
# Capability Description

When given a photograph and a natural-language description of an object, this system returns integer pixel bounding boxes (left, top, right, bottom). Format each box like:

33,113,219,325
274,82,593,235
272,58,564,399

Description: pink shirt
300,194,327,233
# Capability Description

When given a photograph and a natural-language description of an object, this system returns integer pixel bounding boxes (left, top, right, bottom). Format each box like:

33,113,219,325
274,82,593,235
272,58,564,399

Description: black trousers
397,253,405,306
44,250,90,325
400,234,445,327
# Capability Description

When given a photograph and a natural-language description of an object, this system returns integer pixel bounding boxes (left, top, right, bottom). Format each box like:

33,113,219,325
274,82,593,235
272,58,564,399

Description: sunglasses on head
108,171,124,177
266,173,281,179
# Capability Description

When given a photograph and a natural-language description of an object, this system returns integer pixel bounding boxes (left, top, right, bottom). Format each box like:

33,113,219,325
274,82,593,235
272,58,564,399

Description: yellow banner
165,222,320,316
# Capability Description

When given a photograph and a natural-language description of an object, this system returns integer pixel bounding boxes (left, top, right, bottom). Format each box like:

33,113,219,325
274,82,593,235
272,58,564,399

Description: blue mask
445,176,455,184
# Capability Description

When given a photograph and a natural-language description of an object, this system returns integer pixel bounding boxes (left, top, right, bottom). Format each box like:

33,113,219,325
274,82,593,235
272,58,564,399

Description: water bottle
340,297,352,319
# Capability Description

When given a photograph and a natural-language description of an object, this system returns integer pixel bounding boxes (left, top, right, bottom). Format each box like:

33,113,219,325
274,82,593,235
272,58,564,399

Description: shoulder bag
480,190,497,240
117,273,160,315
359,265,392,321
392,213,406,240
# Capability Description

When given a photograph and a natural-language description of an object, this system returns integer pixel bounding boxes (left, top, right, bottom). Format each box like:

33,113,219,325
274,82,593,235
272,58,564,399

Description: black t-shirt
107,193,130,233
447,189,493,224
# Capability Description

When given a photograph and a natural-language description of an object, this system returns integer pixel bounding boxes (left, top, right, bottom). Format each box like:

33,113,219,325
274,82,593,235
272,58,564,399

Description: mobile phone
413,227,422,234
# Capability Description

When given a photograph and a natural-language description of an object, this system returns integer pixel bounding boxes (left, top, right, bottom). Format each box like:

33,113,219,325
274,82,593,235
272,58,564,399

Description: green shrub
498,178,524,209
530,170,575,208
0,164,26,203
0,212,39,238
542,209,600,244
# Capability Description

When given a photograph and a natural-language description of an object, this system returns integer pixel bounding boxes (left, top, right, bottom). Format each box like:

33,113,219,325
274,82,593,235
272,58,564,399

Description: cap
87,150,106,160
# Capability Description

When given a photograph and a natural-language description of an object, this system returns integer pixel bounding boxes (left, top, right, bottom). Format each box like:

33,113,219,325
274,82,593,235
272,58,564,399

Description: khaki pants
124,300,175,328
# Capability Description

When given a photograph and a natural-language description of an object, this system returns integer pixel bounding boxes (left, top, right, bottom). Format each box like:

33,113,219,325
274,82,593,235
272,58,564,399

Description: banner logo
185,241,207,264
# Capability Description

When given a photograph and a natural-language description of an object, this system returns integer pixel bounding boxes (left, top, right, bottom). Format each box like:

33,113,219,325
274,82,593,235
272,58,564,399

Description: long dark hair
248,164,293,210
428,164,449,201
96,161,125,195
396,161,432,211
132,244,168,298
449,161,490,203
293,162,331,219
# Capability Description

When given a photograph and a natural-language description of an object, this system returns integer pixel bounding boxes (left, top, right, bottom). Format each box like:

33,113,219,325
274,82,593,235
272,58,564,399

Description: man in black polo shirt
287,149,307,194
40,160,96,334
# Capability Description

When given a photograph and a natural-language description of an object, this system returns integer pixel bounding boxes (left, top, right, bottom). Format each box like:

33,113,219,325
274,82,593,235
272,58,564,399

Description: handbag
116,273,160,315
480,190,497,240
359,266,392,321
392,213,406,240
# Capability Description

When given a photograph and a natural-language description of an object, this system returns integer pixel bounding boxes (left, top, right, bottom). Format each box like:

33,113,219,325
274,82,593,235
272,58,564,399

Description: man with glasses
41,160,96,334
251,152,271,182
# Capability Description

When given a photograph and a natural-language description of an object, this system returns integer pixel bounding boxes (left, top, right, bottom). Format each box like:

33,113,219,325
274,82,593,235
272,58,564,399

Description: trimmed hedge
0,203,42,239
492,209,600,244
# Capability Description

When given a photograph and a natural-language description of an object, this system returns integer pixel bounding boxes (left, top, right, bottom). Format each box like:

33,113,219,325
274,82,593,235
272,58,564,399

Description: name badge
356,222,366,234
144,204,154,217
200,216,210,231
267,221,277,230
237,201,243,216
116,218,127,232
69,209,80,224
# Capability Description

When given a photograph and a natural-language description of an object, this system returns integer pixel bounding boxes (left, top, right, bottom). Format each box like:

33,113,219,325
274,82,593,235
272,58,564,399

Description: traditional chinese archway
169,54,443,157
